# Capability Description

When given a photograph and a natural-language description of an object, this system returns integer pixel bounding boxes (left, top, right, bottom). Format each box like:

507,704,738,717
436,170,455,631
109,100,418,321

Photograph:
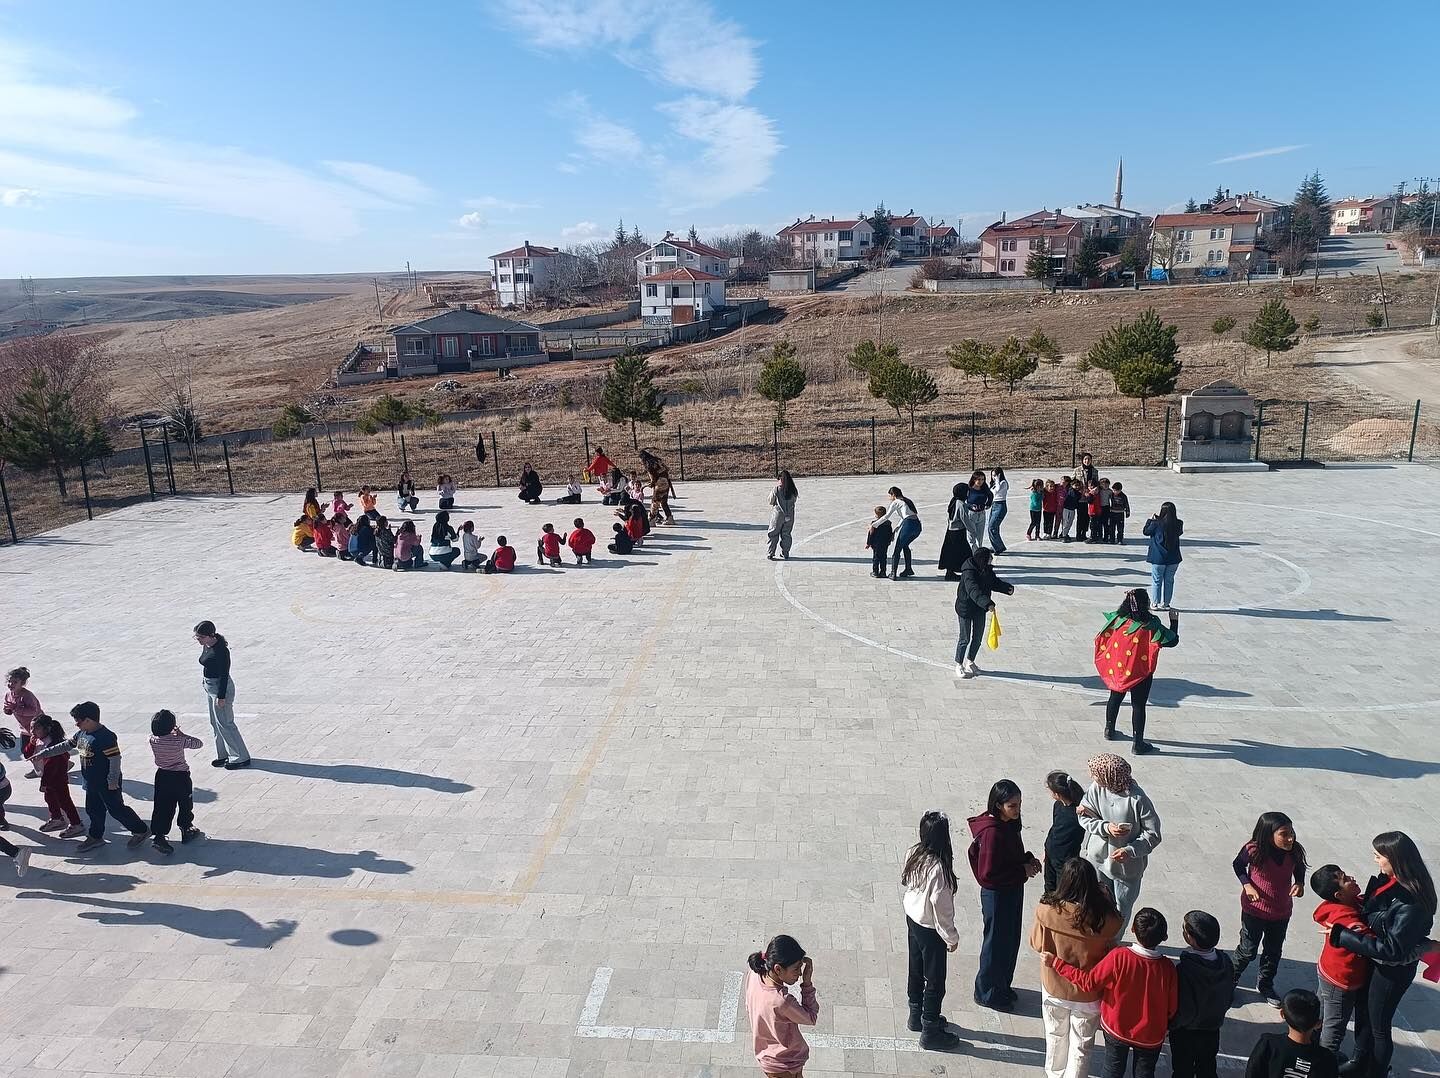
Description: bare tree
305,392,349,462
149,330,204,472
0,330,113,420
1149,227,1185,278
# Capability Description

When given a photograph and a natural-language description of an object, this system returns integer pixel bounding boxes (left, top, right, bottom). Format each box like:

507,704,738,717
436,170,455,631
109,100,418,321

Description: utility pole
372,277,383,317
1392,181,1406,233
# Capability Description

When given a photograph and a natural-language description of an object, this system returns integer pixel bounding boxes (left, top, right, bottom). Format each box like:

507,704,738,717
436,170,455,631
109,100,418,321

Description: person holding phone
1079,753,1163,939
1096,588,1179,754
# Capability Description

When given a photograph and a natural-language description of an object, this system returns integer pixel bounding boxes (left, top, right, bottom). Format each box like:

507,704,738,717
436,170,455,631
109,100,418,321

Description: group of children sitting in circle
288,456,671,573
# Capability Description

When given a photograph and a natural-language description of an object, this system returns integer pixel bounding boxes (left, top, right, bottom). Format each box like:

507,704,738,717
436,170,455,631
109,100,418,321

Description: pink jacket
3,687,41,733
745,971,818,1073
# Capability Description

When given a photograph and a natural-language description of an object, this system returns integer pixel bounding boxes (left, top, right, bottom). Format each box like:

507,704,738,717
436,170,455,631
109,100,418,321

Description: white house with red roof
489,241,571,306
777,216,875,265
979,211,1084,277
887,213,931,256
1331,196,1397,234
927,223,958,253
639,266,727,325
634,232,736,282
1149,211,1265,277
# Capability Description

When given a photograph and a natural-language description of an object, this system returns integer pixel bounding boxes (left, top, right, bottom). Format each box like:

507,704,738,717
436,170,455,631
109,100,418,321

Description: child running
148,709,205,855
29,714,83,837
1169,910,1236,1078
567,518,596,564
866,506,893,578
537,523,563,567
745,934,819,1078
1310,864,1370,1056
1231,812,1307,1008
1243,989,1338,1078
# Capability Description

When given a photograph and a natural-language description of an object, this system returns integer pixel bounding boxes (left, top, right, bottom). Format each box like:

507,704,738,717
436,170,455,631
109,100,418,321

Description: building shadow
1156,739,1440,780
1182,607,1391,623
248,760,472,792
19,893,297,948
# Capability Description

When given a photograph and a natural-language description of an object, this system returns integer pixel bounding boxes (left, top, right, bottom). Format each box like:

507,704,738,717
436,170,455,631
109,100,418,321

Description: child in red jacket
484,536,516,574
28,714,84,837
537,524,563,567
1310,864,1372,1056
1045,907,1178,1078
567,518,596,565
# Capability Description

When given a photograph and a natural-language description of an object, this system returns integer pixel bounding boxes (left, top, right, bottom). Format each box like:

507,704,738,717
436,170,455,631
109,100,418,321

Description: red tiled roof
649,234,730,259
490,243,562,259
1152,212,1259,229
889,215,925,227
929,225,957,238
980,213,1082,239
646,267,725,283
781,218,862,234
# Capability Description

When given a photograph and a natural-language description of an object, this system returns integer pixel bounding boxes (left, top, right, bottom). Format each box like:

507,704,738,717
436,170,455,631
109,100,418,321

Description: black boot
907,1004,922,1033
1104,722,1118,741
919,1021,961,1052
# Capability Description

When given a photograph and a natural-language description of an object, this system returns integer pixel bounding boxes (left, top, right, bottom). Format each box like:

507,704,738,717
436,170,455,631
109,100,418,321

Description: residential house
1149,211,1265,277
388,307,544,376
635,232,736,281
1057,204,1149,241
640,267,727,325
979,211,1083,277
1207,193,1290,241
1331,196,1398,234
490,242,572,306
887,212,931,256
927,224,958,254
777,217,874,265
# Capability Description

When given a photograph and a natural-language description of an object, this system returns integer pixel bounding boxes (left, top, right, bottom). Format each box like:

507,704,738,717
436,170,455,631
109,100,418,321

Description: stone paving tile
1,468,1439,1077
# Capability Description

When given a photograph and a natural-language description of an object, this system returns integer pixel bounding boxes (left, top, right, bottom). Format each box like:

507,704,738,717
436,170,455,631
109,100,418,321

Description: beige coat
1028,900,1121,1002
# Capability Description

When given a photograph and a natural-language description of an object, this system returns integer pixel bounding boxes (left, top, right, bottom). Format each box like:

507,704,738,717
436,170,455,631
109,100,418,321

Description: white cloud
1210,144,1307,165
0,36,427,243
503,1,779,209
0,187,40,207
458,211,486,229
556,161,581,174
324,161,431,202
464,195,539,211
561,220,601,239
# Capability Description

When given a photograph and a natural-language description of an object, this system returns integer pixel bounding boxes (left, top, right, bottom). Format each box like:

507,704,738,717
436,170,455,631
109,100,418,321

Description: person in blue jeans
878,486,922,579
986,467,1009,554
1142,501,1183,610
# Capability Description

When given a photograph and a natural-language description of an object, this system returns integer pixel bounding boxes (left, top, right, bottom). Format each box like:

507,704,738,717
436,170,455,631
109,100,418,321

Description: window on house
859,237,870,246
900,227,913,236
703,282,711,296
1209,229,1218,240
516,259,529,269
1000,259,1015,272
824,232,834,241
656,243,674,256
477,337,492,355
443,337,458,357
1217,227,1225,238
671,286,680,298
686,252,695,260
498,259,509,267
839,230,853,242
645,284,657,297
404,338,426,355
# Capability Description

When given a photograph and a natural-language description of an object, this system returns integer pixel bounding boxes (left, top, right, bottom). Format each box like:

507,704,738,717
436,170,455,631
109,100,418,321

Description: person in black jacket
193,620,249,769
955,548,1013,679
1171,910,1236,1078
1042,771,1085,894
1325,831,1436,1078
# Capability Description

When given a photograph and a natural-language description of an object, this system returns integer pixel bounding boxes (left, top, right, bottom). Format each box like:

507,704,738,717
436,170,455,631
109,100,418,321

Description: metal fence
2,398,1437,545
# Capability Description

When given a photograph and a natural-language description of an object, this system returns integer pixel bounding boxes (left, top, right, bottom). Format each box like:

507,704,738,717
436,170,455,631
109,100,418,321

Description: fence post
1254,401,1266,462
310,437,322,489
140,426,157,502
80,460,93,521
870,415,877,474
400,433,409,474
772,421,779,478
1070,409,1079,468
1299,401,1311,462
160,434,176,494
491,432,500,488
1409,399,1421,463
676,426,685,481
0,471,15,543
970,411,977,472
583,426,591,467
222,440,235,495
1161,406,1172,465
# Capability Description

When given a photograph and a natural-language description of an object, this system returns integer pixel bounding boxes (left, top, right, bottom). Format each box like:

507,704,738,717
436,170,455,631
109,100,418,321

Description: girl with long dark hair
767,470,798,560
1326,831,1436,1078
877,486,922,579
1230,811,1308,1007
1096,588,1179,753
1030,857,1122,1078
987,467,1009,553
956,548,1014,679
1142,501,1184,610
961,470,992,552
1044,771,1086,894
744,934,818,1076
901,811,961,1052
968,780,1041,1011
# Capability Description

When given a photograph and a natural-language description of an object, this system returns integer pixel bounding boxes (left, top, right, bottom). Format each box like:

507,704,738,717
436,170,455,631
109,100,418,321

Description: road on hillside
1307,328,1440,405
824,259,917,296
1318,234,1402,278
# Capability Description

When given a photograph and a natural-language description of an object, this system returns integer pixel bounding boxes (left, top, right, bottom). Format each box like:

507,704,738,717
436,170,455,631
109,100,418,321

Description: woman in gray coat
1078,753,1161,937
766,470,798,560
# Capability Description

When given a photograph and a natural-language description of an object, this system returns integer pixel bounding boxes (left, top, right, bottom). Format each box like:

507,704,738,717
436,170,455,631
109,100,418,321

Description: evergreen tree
360,393,419,444
687,224,700,245
1025,244,1052,280
1075,235,1104,279
1084,308,1179,376
1113,353,1180,419
756,340,807,428
1211,315,1237,336
628,225,647,246
991,335,1039,393
847,338,899,377
1291,170,1332,248
868,203,894,249
945,338,994,388
1024,327,1063,364
1119,234,1150,280
870,360,938,432
271,402,313,440
0,371,111,497
613,218,627,247
599,350,664,448
1242,298,1299,366
1184,198,1200,213
1210,185,1227,207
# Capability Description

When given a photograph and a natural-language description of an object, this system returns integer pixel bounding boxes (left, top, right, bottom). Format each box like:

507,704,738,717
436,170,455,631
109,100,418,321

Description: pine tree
1025,244,1052,280
756,340,807,428
869,203,893,249
1075,235,1104,280
1210,185,1226,207
687,224,700,245
871,360,938,432
1024,327,1063,364
0,371,111,497
945,338,994,388
1184,198,1200,213
847,338,899,377
991,335,1039,393
272,402,313,440
1113,353,1181,419
1291,170,1332,247
613,218,627,247
362,393,418,444
599,350,664,448
1242,298,1299,366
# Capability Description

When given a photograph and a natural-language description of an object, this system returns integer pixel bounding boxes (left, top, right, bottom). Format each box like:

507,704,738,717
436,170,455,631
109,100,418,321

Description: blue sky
0,0,1426,278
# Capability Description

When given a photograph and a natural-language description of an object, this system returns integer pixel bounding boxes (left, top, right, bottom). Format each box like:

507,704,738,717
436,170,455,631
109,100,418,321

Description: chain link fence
2,399,1436,545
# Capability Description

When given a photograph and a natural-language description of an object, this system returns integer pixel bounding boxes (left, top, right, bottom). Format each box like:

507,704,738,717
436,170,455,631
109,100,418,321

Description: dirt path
1306,328,1440,405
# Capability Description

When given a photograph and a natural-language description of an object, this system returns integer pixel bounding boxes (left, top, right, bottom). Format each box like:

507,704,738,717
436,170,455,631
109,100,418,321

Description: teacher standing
879,486,922,580
937,482,974,581
193,620,250,770
1142,502,1183,611
961,470,992,552
766,470,798,561
987,467,1009,554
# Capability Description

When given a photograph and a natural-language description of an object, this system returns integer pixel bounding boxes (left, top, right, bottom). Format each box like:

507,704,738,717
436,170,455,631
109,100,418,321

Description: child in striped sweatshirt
148,709,206,855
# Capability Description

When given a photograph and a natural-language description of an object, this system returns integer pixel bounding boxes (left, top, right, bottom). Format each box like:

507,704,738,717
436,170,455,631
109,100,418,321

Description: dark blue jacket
964,486,993,512
1143,517,1183,565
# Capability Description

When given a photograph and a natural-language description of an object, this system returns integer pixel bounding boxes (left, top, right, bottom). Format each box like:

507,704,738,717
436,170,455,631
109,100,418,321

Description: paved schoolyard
0,465,1438,1078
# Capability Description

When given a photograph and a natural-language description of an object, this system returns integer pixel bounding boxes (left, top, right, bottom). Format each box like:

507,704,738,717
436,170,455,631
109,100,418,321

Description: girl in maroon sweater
29,715,83,836
968,779,1041,1010
1230,811,1307,1008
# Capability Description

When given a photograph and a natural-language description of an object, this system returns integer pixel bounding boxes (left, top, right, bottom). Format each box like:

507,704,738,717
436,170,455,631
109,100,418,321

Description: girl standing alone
900,811,961,1051
1230,811,1308,1008
767,471,798,560
745,934,819,1078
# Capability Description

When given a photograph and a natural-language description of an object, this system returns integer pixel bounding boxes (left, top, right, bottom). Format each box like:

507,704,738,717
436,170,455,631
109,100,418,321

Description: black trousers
870,544,889,574
1027,509,1042,538
84,776,147,840
1076,512,1090,540
0,785,14,857
905,916,947,1026
1042,510,1056,536
975,885,1024,1006
150,768,194,839
1105,675,1153,742
1351,959,1418,1078
1103,1038,1159,1078
1112,514,1126,543
1232,912,1289,989
1169,1028,1220,1078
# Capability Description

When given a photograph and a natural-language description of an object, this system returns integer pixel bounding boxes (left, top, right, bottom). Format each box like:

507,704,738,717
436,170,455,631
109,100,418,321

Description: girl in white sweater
901,810,961,1051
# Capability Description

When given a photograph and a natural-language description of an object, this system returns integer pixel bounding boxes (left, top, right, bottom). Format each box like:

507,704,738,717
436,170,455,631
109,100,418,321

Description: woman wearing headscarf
766,470,798,560
937,482,974,581
1078,753,1162,937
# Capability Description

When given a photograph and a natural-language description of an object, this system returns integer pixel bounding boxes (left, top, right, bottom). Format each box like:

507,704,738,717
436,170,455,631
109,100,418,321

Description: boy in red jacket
567,517,596,565
537,523,563,567
1045,907,1178,1078
484,536,516,574
1310,864,1371,1057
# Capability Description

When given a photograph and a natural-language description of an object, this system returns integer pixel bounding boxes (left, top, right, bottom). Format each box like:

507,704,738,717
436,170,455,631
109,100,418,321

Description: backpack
1094,614,1161,692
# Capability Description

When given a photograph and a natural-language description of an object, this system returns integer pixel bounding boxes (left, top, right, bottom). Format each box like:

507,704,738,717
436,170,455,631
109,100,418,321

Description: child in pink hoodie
745,934,819,1077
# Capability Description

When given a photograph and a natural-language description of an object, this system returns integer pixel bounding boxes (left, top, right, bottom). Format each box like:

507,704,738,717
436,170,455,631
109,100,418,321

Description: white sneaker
961,661,977,679
954,662,966,678
14,847,30,878
967,659,982,675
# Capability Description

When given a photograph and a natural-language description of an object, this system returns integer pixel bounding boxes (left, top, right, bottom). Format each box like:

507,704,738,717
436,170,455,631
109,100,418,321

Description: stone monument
1171,379,1269,472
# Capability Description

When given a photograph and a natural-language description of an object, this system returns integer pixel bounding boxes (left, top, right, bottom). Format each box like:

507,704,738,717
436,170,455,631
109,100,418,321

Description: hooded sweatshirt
968,813,1037,890
1313,896,1371,991
1170,948,1236,1031
1029,901,1121,1003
